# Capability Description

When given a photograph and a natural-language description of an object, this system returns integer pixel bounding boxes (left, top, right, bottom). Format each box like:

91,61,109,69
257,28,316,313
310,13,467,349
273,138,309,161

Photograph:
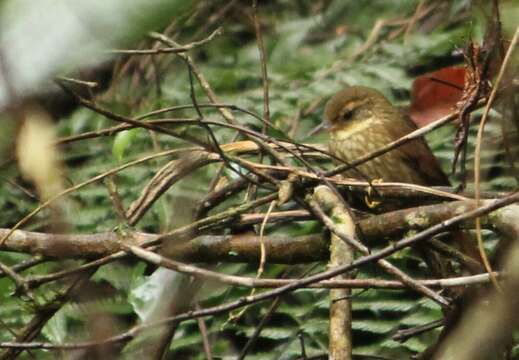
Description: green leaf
112,128,140,162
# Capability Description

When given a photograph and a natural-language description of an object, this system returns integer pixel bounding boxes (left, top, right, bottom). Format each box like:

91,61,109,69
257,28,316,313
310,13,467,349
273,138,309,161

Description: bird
324,85,449,187
323,85,484,275
324,86,486,358
324,86,455,275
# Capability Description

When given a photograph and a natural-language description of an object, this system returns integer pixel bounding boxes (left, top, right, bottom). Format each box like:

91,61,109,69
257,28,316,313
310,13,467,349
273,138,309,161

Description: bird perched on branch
324,86,486,262
323,85,483,274
324,85,485,357
324,86,454,275
325,85,449,187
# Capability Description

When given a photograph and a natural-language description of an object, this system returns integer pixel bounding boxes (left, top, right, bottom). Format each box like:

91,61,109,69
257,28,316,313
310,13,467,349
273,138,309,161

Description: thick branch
1,201,517,262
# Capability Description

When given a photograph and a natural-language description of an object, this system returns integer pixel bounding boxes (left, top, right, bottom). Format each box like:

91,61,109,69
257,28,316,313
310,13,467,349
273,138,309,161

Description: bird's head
324,86,395,132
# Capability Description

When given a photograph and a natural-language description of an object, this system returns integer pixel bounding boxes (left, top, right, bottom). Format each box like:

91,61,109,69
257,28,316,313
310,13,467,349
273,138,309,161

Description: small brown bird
325,85,447,266
324,86,482,276
325,85,449,186
324,86,486,358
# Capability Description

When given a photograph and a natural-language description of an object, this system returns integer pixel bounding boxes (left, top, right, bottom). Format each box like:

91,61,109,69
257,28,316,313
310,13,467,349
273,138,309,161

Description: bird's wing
389,114,451,186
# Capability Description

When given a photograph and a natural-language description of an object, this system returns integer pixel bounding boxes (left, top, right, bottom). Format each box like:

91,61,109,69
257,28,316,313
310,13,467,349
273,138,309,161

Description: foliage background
0,0,517,358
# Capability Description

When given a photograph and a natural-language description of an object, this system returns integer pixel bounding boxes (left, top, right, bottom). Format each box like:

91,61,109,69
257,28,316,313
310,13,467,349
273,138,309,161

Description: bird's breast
329,120,423,184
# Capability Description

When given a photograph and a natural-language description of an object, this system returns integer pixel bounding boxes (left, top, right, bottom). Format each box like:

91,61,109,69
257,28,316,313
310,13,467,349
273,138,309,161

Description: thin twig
474,25,519,290
195,303,213,360
237,296,282,360
258,200,276,278
251,0,270,133
111,27,222,55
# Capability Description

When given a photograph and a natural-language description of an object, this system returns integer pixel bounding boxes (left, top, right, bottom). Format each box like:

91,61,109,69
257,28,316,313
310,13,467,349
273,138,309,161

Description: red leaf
409,66,465,127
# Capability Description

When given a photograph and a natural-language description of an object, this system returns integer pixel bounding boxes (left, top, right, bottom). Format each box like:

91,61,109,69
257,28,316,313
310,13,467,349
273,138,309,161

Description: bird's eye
342,110,354,121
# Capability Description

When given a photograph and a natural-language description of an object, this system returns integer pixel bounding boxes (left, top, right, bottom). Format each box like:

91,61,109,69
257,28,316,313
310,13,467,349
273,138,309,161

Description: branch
110,27,222,55
1,192,516,351
308,186,450,307
2,200,517,263
312,186,354,360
